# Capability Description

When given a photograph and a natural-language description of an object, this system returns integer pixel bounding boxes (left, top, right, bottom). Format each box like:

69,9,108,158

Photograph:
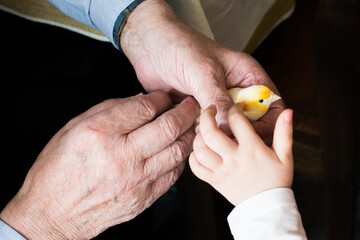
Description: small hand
189,103,293,206
0,92,199,239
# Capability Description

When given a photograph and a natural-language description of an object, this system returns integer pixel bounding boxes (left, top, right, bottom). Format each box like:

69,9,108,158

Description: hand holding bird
196,85,281,123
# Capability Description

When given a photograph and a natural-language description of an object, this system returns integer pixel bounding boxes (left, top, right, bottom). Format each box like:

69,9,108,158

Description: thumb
272,109,294,164
196,83,233,134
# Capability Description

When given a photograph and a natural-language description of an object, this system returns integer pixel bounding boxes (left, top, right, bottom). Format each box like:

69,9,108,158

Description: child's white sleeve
227,188,307,240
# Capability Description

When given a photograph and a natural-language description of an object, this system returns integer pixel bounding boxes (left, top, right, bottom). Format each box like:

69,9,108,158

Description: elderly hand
120,0,285,142
0,92,199,239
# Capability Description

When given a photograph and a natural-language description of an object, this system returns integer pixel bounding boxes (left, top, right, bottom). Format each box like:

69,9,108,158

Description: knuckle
137,97,158,120
143,159,160,181
170,140,189,163
169,165,183,184
100,98,121,109
165,169,179,186
124,135,145,161
168,171,177,186
68,124,103,148
159,115,181,142
64,115,81,129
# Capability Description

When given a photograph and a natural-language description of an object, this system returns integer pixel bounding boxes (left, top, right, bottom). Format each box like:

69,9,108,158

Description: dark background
1,0,359,239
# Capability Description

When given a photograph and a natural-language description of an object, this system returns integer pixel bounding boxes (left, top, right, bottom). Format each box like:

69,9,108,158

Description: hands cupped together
121,0,285,142
0,92,199,240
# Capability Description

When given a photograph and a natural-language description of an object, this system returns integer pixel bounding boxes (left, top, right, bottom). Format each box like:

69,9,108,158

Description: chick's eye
259,99,264,103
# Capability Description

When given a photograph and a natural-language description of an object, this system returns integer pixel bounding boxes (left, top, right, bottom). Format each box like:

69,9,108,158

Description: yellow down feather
197,85,281,122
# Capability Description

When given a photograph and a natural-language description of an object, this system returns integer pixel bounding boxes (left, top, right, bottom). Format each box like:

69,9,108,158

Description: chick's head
228,85,281,121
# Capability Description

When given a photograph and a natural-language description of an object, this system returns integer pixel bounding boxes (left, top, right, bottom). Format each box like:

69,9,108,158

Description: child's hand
189,103,294,206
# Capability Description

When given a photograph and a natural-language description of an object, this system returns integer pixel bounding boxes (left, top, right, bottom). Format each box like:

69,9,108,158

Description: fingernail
284,109,293,123
194,123,200,133
207,104,217,113
235,102,244,110
194,99,201,115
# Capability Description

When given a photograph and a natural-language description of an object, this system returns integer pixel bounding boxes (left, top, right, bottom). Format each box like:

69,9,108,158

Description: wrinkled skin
121,0,285,142
0,92,199,239
1,0,286,238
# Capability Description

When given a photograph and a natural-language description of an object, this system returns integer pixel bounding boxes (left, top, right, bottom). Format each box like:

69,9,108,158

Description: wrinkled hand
121,0,285,141
0,92,199,239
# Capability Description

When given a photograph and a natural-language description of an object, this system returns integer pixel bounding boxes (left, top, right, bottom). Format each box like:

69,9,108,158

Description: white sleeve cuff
227,188,307,240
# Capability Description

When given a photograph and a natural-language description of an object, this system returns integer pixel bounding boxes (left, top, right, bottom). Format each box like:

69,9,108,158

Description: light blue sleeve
47,0,135,46
0,219,26,240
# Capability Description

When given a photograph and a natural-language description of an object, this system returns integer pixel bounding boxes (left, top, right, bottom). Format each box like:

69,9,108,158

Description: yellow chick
196,85,281,122
228,85,281,121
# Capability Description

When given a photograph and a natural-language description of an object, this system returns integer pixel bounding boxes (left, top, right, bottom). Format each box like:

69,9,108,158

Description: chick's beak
270,93,281,103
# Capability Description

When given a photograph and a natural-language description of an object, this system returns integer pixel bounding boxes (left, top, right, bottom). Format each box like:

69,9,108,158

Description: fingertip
227,102,245,119
198,109,237,159
279,109,294,140
199,104,217,128
181,96,201,115
205,104,217,115
194,123,200,134
206,95,233,134
230,101,245,114
273,109,294,164
275,109,294,134
234,102,245,111
282,109,293,123
149,91,173,105
227,102,258,144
